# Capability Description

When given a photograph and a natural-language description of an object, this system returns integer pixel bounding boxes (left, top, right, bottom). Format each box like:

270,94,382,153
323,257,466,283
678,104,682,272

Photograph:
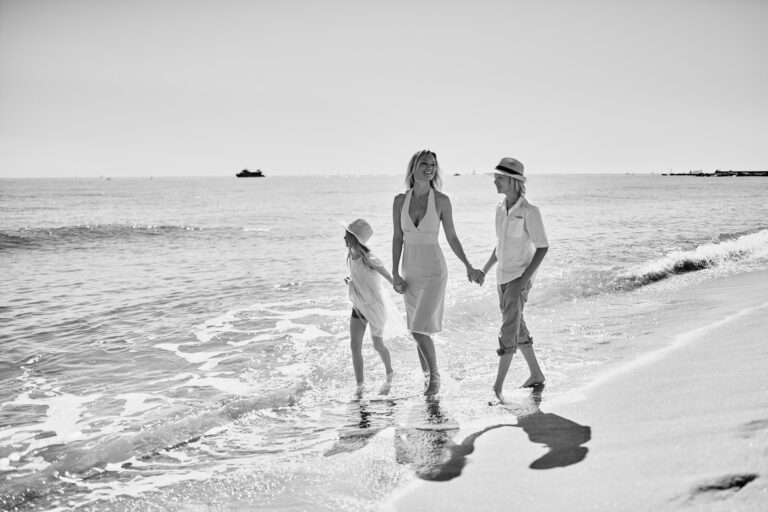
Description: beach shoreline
2,176,767,511
386,270,768,512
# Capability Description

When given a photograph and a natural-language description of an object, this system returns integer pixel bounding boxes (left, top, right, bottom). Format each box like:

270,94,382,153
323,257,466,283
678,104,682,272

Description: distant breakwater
662,170,768,177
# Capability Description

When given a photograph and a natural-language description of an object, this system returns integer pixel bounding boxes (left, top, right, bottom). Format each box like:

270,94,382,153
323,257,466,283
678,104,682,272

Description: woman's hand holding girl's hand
344,276,351,285
393,274,406,294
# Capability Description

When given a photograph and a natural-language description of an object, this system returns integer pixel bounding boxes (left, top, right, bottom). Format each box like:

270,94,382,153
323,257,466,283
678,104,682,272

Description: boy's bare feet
354,383,364,399
520,375,545,388
493,386,505,403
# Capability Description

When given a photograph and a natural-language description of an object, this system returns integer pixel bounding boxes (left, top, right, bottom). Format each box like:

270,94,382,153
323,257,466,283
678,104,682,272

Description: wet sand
386,271,768,511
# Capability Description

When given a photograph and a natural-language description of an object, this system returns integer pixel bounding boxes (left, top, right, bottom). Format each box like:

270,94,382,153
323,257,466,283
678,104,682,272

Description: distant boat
236,169,265,178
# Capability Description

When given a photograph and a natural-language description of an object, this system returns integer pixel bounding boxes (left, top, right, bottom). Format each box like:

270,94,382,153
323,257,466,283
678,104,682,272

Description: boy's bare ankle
520,375,545,388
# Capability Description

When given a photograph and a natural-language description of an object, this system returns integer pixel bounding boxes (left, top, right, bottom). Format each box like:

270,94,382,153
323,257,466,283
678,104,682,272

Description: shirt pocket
506,217,525,238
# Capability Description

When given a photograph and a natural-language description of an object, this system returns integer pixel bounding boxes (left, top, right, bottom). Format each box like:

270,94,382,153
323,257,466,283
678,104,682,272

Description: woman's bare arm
437,194,480,282
391,194,406,293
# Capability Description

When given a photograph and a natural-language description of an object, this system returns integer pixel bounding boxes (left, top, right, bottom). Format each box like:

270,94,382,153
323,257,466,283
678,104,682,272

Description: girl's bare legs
371,335,394,395
350,316,366,397
412,332,440,395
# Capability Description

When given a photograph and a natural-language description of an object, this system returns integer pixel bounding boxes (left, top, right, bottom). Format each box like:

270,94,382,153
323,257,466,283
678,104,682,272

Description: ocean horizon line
0,170,685,180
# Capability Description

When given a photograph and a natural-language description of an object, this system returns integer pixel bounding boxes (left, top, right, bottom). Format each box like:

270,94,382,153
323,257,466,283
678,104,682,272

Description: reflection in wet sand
323,400,397,457
325,387,591,481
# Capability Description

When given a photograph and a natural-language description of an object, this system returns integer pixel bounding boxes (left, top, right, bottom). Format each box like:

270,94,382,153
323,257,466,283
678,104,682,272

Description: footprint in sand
738,418,768,438
687,473,759,503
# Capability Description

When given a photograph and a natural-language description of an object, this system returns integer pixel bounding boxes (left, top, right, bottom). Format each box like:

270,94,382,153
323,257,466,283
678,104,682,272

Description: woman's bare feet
493,386,505,403
424,374,441,396
354,383,364,399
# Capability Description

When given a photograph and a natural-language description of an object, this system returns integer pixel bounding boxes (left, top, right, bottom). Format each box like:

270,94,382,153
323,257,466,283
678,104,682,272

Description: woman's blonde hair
405,150,442,191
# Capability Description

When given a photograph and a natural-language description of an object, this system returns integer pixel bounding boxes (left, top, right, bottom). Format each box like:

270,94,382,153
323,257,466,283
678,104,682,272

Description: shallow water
1,174,767,510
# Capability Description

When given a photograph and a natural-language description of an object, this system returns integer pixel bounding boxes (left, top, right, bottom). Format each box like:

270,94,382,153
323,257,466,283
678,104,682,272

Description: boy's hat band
493,157,527,182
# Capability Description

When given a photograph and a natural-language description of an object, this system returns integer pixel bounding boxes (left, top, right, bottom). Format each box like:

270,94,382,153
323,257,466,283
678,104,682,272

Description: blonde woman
391,150,483,396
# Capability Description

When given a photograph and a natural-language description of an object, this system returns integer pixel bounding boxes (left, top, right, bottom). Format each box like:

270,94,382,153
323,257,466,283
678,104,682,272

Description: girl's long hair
405,149,442,191
345,230,374,268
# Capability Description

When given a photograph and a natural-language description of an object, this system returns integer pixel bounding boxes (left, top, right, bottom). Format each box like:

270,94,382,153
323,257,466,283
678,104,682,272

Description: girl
342,218,398,397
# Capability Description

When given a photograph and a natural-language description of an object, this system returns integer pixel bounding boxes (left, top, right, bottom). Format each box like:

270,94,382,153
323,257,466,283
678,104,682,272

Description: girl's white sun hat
340,218,373,246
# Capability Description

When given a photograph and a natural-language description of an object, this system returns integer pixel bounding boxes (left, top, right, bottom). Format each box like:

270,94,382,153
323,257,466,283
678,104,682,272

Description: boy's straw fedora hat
340,218,373,246
493,157,527,182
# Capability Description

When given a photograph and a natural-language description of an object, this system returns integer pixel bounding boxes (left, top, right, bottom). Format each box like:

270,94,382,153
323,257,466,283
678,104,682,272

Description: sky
1,0,766,178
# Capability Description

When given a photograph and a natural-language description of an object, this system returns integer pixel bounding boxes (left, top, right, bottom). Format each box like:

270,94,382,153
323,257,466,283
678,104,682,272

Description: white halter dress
399,188,448,335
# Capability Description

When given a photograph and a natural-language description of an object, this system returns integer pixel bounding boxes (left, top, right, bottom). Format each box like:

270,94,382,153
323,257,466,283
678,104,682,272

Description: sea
1,174,767,511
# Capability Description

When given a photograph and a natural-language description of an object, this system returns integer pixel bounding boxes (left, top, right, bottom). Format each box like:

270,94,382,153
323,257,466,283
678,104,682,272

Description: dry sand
386,271,768,511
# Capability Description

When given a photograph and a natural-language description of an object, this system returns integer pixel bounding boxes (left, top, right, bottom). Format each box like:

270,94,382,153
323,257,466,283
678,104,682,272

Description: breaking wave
618,228,768,290
0,224,212,250
0,382,309,510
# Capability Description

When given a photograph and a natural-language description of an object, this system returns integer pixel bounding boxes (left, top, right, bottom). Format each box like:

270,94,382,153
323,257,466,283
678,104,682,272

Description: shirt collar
498,196,526,215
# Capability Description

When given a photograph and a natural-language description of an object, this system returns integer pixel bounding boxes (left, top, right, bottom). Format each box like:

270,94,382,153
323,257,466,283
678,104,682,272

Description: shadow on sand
516,409,591,469
395,388,591,481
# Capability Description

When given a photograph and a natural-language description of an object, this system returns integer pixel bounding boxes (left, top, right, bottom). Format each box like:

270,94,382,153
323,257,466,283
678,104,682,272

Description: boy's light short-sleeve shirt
495,197,549,285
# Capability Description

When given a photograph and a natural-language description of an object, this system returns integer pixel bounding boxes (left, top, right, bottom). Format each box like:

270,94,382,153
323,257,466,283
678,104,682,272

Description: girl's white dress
348,255,405,338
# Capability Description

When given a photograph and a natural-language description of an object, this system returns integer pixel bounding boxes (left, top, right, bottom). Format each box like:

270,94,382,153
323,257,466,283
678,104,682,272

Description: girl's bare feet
378,372,394,395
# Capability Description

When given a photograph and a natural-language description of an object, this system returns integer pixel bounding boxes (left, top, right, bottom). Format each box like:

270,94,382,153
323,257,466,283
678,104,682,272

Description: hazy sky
1,0,766,177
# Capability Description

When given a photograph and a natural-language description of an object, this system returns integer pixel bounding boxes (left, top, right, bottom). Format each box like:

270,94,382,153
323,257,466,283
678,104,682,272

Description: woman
392,150,483,395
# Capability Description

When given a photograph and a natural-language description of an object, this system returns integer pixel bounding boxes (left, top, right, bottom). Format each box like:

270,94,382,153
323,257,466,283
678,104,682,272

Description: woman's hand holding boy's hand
467,267,485,286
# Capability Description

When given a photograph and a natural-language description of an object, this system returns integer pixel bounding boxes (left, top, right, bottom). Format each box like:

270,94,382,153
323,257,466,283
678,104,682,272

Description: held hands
467,266,485,286
393,274,406,294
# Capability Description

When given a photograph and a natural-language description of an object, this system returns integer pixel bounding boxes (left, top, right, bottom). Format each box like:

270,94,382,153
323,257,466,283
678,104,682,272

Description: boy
477,157,549,402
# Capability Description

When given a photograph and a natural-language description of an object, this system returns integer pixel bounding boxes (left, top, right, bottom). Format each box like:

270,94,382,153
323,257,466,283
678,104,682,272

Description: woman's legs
412,332,440,395
414,333,429,387
416,345,428,373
